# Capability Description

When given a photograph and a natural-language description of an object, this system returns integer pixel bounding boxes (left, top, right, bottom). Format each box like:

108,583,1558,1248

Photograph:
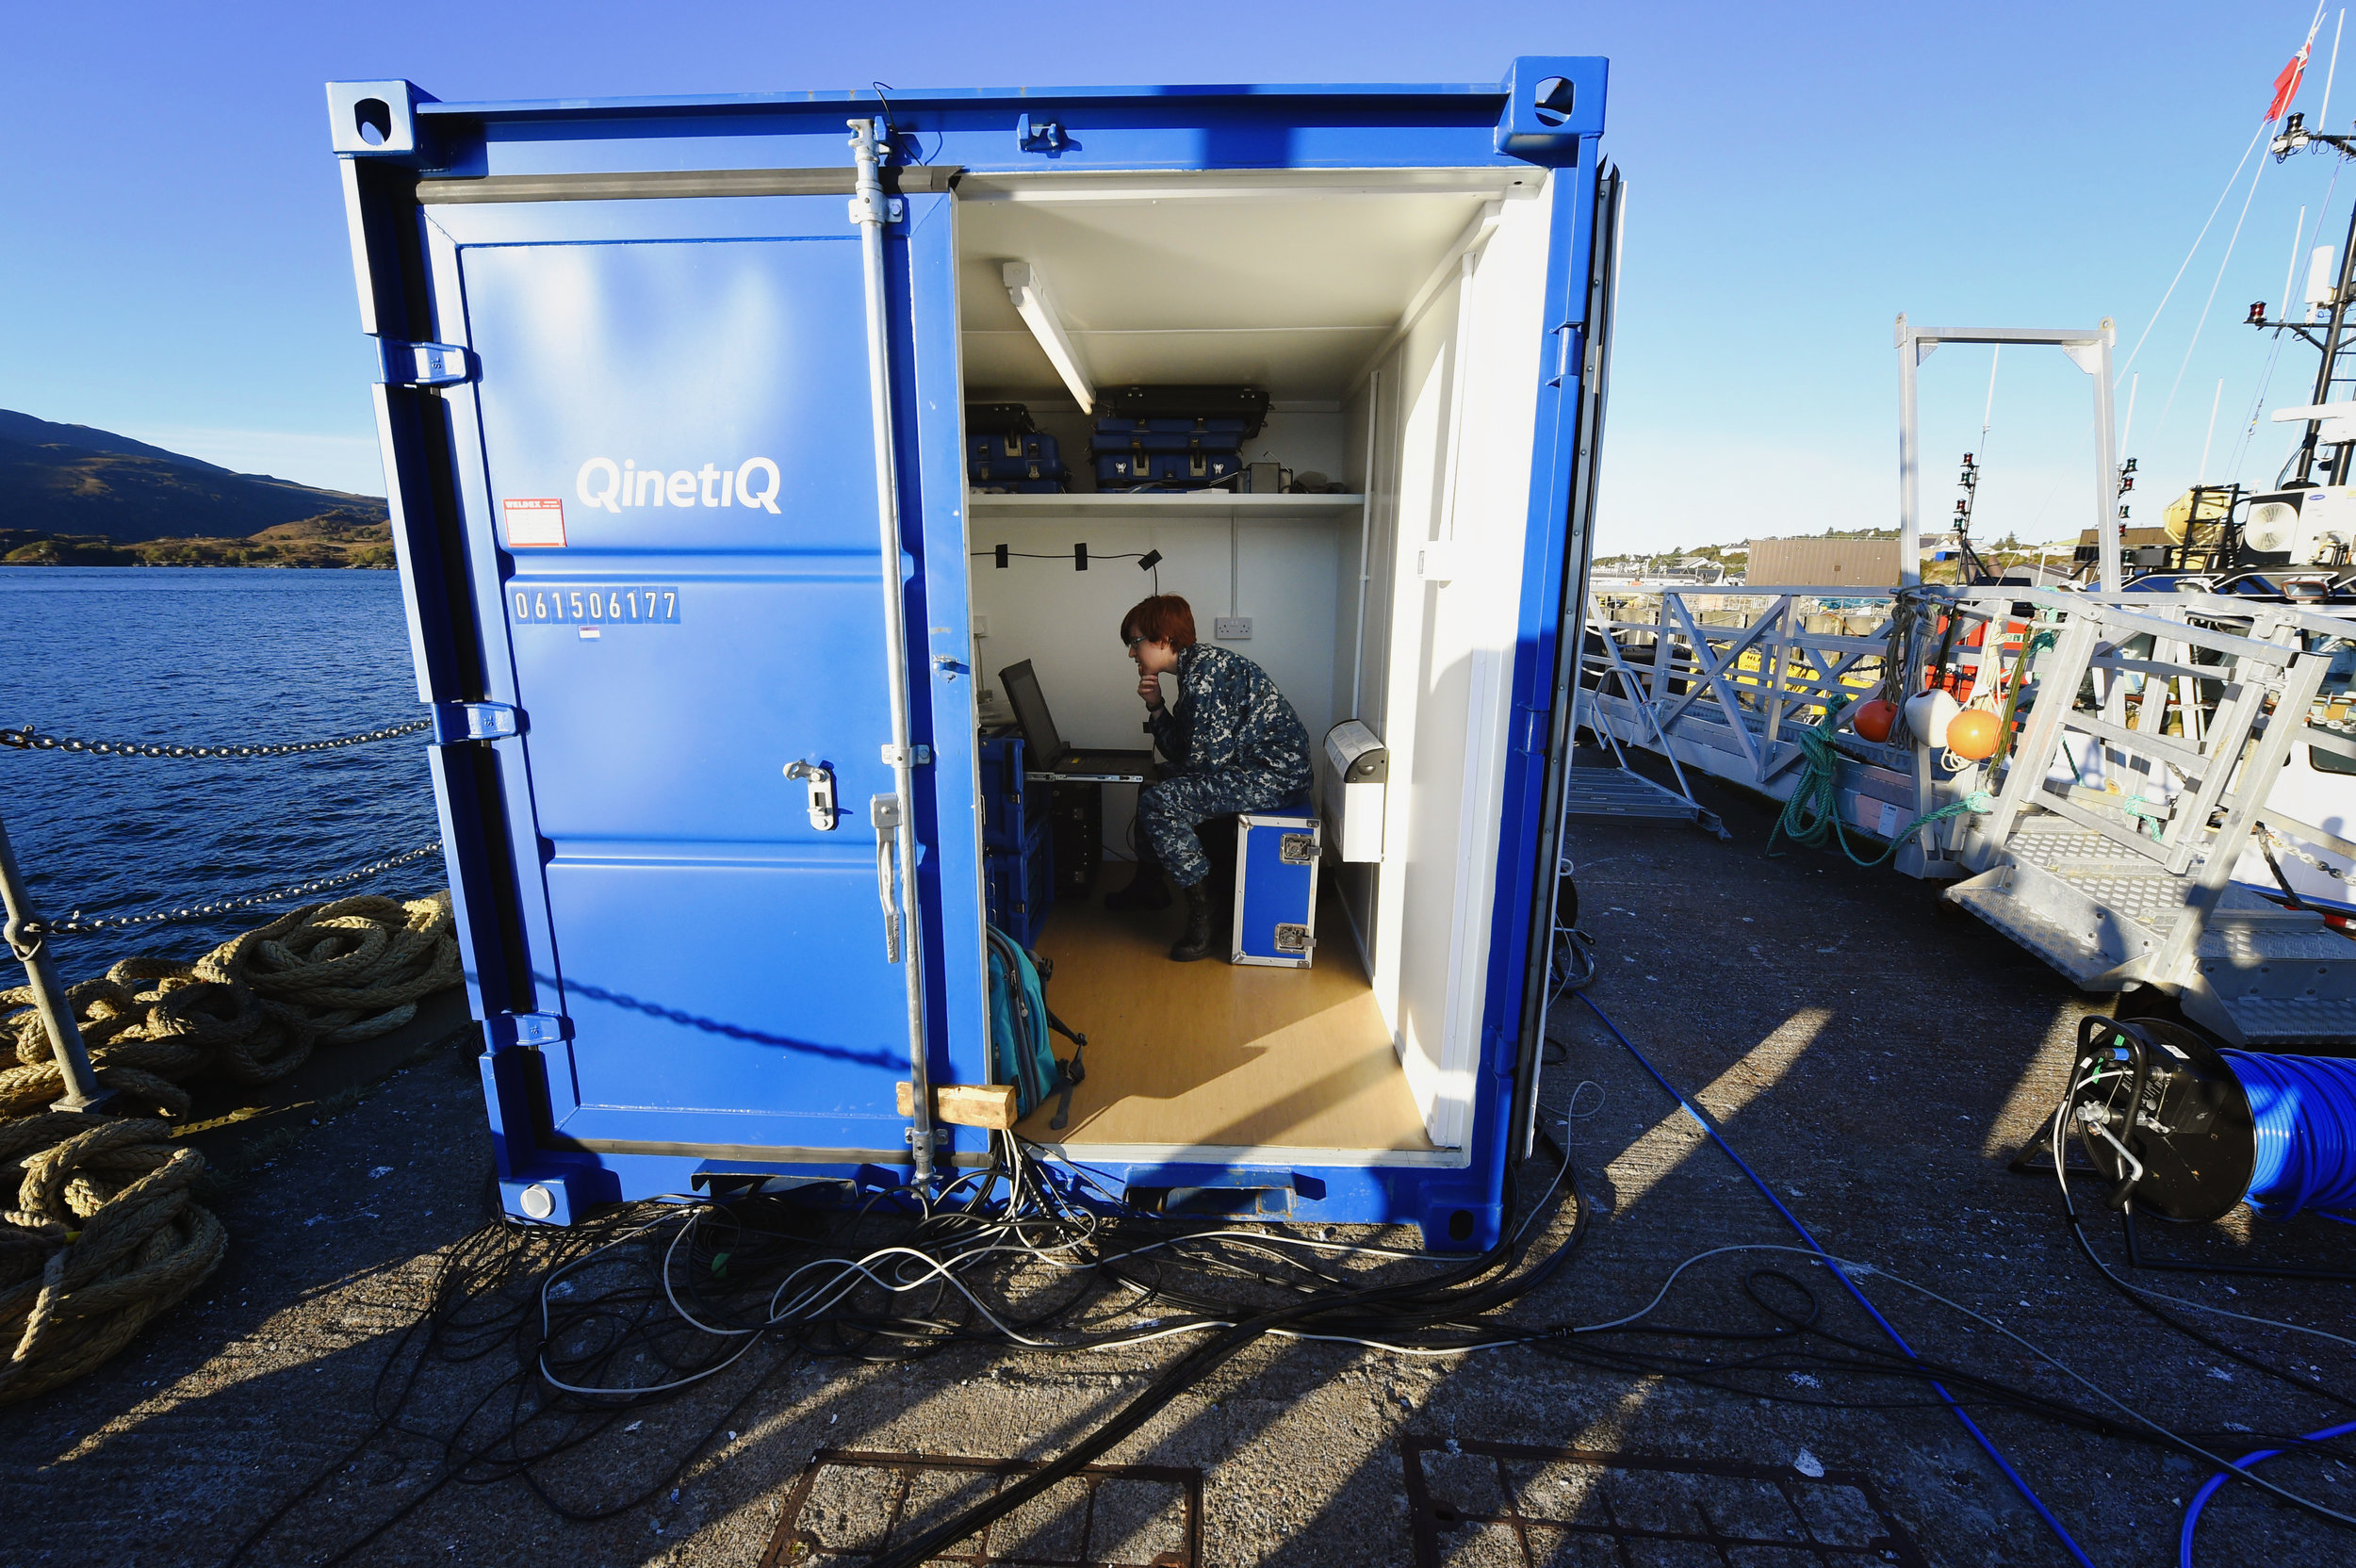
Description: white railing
1581,580,2356,885
1580,583,1909,792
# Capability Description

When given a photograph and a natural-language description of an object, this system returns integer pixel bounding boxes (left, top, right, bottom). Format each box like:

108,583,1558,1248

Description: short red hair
1121,594,1196,649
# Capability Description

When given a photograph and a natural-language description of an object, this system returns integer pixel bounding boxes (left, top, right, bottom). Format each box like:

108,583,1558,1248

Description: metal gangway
1580,581,2356,1045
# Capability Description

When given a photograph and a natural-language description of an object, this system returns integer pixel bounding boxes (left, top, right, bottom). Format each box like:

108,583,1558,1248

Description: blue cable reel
2068,1015,2356,1278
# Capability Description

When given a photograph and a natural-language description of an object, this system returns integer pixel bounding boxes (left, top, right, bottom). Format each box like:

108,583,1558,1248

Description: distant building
1587,553,1725,585
1745,536,1902,588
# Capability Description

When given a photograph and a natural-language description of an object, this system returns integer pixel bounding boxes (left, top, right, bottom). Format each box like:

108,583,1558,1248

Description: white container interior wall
969,500,1348,863
956,171,1558,1149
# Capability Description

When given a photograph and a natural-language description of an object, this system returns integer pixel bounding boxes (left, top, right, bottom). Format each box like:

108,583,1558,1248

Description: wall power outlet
1214,617,1252,640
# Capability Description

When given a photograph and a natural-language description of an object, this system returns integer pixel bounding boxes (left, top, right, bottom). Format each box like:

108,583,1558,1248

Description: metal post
2297,197,2356,483
1897,314,1922,588
0,813,111,1113
2093,319,2119,594
848,118,934,1184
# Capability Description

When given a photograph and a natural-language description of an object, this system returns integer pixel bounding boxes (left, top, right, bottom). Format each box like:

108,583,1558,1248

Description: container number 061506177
509,584,681,625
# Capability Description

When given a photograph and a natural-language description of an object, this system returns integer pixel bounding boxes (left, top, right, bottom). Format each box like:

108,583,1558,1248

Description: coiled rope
1764,697,1993,866
0,891,461,1403
2223,1051,2356,1222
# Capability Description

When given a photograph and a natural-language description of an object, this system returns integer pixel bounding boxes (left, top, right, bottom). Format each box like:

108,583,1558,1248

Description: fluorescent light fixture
1002,261,1094,414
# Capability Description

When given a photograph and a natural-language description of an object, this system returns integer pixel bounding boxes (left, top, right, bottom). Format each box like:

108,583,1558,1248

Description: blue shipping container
329,60,1615,1246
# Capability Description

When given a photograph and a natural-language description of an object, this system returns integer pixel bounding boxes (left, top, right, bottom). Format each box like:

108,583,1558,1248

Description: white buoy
1904,689,1962,750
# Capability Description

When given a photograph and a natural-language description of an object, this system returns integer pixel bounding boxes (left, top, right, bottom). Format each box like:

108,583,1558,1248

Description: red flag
2268,45,2311,120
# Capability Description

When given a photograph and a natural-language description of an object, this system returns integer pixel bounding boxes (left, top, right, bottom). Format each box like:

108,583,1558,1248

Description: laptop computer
997,660,1154,782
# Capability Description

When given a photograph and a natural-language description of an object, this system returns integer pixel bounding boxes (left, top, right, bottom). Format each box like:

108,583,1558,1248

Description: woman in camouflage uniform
1107,595,1313,960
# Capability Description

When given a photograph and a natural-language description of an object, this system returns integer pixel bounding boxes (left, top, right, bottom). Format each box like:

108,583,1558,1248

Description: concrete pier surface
6,764,2350,1567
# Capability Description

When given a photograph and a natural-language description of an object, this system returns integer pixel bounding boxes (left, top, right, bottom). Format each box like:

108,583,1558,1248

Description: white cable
2117,122,2271,384
2155,145,2270,441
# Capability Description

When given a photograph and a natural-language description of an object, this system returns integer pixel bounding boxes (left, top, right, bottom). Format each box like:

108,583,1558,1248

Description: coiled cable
2223,1051,2356,1221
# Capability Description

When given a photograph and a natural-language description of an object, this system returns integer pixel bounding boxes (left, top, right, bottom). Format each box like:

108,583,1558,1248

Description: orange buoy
1853,697,1898,743
1946,708,2002,760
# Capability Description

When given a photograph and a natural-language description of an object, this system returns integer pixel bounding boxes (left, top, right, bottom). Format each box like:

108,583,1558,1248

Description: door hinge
1513,704,1551,755
431,701,519,744
1548,323,1584,388
377,339,475,387
488,1011,569,1049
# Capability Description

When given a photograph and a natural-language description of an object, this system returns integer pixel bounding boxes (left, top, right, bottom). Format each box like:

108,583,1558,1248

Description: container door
422,184,981,1162
1506,163,1622,1157
1376,158,1614,1152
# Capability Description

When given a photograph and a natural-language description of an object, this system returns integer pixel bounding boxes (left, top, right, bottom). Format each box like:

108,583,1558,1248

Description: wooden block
895,1081,1018,1130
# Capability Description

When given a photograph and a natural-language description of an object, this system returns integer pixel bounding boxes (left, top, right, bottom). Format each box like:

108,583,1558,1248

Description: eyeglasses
1123,635,1147,649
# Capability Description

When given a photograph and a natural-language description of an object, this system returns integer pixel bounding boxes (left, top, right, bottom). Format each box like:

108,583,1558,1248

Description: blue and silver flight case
1231,812,1321,968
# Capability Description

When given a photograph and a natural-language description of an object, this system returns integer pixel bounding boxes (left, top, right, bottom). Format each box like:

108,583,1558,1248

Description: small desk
1023,767,1151,784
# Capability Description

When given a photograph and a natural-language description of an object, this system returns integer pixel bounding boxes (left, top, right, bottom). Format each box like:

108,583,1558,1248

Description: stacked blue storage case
978,730,1055,947
969,429,1069,493
1090,386,1266,489
1092,417,1247,489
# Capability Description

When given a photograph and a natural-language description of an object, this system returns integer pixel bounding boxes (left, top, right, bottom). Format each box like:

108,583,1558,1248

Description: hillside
0,409,387,543
1,510,395,569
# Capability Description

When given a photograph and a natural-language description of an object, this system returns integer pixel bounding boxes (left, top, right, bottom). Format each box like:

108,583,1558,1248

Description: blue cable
2180,1419,2356,1567
2220,1052,2356,1221
1576,991,2100,1568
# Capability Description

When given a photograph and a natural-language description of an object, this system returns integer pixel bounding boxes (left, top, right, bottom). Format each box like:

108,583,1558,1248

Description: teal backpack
986,926,1088,1125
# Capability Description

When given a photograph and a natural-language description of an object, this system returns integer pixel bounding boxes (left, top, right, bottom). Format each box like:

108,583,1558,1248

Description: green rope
1766,695,1994,866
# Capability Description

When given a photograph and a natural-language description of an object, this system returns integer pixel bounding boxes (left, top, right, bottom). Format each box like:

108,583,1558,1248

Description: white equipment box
1322,720,1388,862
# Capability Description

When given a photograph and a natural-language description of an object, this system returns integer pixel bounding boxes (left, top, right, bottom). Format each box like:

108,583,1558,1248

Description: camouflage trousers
1137,763,1309,888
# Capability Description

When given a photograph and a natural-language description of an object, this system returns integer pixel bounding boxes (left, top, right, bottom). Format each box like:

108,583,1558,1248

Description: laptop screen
998,660,1066,764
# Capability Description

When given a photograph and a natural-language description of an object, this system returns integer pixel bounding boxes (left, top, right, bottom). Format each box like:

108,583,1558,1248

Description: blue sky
1,2,2345,550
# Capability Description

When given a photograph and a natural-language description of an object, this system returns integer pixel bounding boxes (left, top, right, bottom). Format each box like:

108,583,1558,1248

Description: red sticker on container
502,498,566,548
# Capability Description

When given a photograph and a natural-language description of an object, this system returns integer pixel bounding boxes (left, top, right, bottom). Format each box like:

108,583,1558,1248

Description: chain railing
2,706,446,1112
1,716,431,759
9,841,447,938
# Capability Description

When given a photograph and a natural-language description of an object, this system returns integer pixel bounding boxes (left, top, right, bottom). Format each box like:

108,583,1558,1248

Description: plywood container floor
1013,887,1438,1152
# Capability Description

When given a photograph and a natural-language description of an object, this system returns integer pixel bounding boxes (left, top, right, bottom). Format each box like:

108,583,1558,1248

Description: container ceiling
957,172,1530,401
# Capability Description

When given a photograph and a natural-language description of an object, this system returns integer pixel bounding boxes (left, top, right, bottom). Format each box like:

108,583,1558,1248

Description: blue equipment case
1094,450,1242,487
1231,811,1321,968
978,730,1054,946
977,729,1045,850
984,815,1055,951
1091,417,1249,454
969,430,1067,486
326,57,1611,1250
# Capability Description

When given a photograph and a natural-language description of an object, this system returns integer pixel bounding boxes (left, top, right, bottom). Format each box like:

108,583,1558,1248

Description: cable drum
2070,1016,2356,1225
2231,1049,2356,1220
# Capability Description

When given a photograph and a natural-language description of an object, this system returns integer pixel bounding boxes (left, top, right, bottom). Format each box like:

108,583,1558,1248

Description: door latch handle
783,760,838,831
871,793,905,964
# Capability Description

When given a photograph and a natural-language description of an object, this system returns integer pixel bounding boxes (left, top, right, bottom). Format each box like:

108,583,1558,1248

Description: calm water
3,567,438,984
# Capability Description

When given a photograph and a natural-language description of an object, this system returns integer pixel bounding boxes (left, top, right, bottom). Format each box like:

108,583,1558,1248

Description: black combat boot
1169,879,1217,962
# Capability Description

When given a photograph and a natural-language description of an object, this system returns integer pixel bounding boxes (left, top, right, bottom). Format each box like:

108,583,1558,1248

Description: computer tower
1050,782,1102,899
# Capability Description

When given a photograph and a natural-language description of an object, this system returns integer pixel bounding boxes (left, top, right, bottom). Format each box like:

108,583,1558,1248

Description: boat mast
2265,112,2356,482
2300,172,2356,482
